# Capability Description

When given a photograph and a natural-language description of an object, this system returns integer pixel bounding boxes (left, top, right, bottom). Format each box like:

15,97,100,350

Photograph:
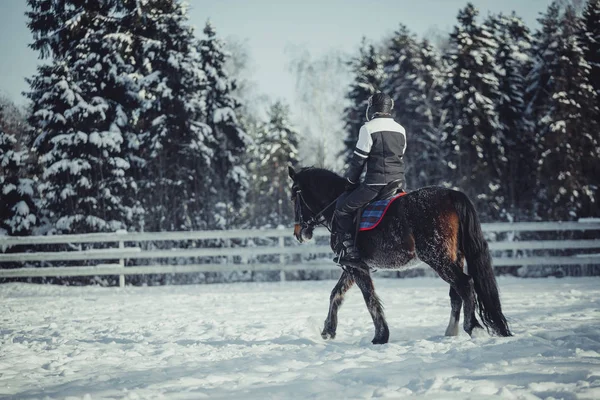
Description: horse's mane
296,167,346,199
297,167,344,182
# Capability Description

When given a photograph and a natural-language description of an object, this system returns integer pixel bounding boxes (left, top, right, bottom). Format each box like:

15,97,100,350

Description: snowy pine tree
524,2,562,215
26,1,142,234
198,21,251,228
382,26,445,188
582,0,600,105
343,40,384,161
486,12,535,217
441,3,503,219
250,101,299,227
27,61,136,234
580,0,600,197
382,26,421,126
526,3,599,219
119,0,216,231
0,104,36,236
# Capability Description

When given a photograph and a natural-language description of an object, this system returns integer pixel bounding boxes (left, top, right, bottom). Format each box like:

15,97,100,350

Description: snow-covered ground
1,277,600,399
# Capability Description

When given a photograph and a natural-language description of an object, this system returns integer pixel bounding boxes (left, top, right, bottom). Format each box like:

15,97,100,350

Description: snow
1,277,600,399
2,183,16,195
12,201,30,216
18,179,35,197
579,218,600,223
42,158,92,178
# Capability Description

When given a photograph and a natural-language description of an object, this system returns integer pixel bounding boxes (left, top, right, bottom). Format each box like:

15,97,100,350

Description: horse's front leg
353,268,389,344
322,270,355,340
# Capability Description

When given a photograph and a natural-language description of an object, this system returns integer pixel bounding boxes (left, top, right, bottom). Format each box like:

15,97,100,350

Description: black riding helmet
365,92,394,121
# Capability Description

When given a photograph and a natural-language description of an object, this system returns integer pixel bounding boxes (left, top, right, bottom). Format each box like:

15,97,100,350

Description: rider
333,92,407,265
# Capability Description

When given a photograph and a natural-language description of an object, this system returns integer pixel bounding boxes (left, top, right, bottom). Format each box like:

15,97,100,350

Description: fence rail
1,221,599,286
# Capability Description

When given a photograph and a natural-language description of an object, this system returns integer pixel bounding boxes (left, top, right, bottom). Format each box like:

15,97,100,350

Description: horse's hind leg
352,268,389,344
440,260,483,336
445,286,462,336
322,270,355,340
422,254,482,337
454,272,484,336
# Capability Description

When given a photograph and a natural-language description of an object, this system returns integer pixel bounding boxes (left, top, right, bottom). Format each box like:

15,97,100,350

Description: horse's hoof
372,332,389,345
321,330,336,340
469,327,486,339
372,326,389,344
371,337,388,345
445,325,459,336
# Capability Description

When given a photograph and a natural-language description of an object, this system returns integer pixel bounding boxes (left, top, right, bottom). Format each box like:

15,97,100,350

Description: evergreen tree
382,26,421,126
26,1,141,234
342,40,384,161
582,0,600,104
198,21,251,228
441,3,503,219
526,3,599,219
251,101,299,227
120,0,216,231
0,105,36,236
580,0,600,196
525,2,562,219
382,26,445,188
486,13,535,217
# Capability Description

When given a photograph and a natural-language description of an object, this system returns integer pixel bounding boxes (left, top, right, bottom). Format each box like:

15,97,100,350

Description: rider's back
358,117,406,186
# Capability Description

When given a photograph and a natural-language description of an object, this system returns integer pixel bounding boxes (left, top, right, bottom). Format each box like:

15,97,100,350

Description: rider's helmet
365,92,394,121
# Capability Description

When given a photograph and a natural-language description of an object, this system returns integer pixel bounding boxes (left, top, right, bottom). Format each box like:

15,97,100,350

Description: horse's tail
453,191,512,337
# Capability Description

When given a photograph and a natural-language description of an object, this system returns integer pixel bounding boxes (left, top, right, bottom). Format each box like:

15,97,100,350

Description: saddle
372,179,405,201
356,179,406,232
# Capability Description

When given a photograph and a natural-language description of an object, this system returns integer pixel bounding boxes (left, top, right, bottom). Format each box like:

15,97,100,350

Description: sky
0,0,555,107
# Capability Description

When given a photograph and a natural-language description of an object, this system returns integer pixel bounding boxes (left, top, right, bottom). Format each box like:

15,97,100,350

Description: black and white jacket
345,117,406,186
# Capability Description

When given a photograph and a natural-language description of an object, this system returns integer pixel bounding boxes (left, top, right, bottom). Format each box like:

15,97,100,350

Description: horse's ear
288,166,296,180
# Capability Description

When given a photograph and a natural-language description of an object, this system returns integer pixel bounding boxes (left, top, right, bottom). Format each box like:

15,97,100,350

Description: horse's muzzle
293,224,313,243
294,224,304,243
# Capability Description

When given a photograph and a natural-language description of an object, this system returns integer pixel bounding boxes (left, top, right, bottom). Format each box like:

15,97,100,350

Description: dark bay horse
288,166,511,344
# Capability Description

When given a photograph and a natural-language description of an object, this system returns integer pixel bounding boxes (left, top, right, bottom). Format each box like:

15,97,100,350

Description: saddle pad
359,192,407,231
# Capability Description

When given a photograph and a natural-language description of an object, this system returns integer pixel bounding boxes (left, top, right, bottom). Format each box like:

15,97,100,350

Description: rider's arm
344,126,372,184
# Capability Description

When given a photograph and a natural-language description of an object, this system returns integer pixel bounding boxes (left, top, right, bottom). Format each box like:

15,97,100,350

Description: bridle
294,188,341,233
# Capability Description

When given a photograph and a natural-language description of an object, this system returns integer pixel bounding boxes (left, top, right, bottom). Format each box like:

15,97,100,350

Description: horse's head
288,166,346,243
288,166,315,243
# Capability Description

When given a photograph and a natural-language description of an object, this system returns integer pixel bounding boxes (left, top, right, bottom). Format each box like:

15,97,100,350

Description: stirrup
337,256,368,270
334,250,342,265
335,246,366,268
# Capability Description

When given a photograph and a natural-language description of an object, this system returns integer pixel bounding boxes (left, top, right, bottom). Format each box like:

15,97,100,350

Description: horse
288,166,512,344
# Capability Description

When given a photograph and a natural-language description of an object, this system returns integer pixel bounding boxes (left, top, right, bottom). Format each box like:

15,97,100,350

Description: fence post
279,236,285,282
225,238,231,264
118,239,125,288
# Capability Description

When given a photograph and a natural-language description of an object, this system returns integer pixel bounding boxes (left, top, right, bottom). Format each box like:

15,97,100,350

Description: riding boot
334,233,364,266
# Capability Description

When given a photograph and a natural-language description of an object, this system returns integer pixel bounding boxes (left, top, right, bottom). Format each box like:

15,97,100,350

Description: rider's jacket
345,117,406,187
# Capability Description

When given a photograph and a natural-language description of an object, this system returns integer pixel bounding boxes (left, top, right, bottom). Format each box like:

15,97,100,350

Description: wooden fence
1,221,599,286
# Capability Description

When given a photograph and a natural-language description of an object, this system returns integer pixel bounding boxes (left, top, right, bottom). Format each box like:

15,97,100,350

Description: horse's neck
316,179,345,224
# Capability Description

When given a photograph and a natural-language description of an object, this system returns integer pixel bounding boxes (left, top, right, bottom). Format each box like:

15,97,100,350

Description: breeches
333,184,380,233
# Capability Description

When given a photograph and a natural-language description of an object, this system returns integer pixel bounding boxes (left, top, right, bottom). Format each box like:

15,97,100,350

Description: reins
295,189,342,233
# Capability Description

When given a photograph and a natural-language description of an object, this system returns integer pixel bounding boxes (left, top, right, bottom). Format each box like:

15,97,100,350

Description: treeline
344,1,600,221
0,0,301,238
2,0,599,243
